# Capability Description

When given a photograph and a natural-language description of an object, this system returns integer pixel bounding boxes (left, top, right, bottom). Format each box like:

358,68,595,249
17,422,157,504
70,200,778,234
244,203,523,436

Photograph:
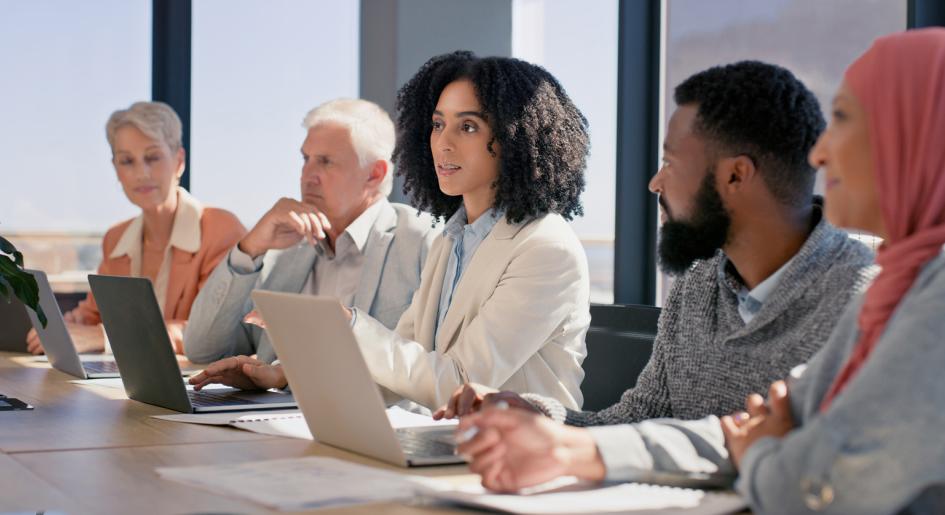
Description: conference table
0,352,478,514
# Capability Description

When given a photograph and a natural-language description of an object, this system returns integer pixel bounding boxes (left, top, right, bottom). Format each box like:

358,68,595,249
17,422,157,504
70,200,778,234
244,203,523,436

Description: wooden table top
0,352,477,515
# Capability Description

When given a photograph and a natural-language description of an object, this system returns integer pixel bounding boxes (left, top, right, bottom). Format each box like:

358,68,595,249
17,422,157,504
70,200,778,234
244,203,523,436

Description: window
0,0,152,291
657,0,906,303
189,0,360,228
513,0,619,303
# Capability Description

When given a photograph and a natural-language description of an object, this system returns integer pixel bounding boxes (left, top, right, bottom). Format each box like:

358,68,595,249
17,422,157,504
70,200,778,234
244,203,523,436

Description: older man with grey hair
184,98,435,371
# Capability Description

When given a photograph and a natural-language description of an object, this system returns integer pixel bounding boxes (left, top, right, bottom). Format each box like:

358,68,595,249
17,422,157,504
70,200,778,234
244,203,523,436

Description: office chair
580,303,661,411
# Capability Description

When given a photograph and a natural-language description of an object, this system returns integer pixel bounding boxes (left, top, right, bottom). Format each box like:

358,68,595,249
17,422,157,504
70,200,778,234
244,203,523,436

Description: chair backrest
580,303,661,411
0,295,31,352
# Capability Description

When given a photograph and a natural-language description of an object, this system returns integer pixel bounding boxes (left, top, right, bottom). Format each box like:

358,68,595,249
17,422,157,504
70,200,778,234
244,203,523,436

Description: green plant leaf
0,236,24,267
0,253,47,328
0,235,15,255
0,275,10,301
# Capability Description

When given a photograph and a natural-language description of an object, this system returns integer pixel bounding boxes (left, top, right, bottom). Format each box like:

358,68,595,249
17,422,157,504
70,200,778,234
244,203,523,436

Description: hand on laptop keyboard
189,355,288,391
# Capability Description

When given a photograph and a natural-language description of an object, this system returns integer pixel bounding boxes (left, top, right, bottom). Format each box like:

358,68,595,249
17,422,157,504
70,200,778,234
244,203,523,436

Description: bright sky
0,0,618,245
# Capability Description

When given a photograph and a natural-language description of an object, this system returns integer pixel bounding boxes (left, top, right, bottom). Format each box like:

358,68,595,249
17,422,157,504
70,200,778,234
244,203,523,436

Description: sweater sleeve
737,266,945,514
586,416,735,483
558,275,687,426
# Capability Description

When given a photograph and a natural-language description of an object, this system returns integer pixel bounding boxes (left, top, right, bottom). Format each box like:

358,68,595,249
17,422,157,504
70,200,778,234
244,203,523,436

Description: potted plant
0,235,46,327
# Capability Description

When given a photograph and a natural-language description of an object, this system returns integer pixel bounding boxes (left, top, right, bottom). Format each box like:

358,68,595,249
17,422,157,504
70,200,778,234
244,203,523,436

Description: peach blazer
71,188,245,325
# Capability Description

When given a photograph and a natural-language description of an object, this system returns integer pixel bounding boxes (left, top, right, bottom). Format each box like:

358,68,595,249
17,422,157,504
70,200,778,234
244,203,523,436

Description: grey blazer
183,200,436,364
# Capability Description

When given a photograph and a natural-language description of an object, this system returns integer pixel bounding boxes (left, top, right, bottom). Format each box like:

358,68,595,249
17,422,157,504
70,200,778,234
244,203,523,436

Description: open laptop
251,290,463,467
88,274,296,413
23,269,123,378
0,293,32,352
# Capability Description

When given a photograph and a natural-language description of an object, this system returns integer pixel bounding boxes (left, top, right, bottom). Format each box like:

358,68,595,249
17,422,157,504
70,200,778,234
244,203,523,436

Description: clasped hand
721,380,795,469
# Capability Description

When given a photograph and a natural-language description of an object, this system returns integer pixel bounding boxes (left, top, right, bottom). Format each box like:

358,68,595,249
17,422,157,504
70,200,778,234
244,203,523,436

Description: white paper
152,406,457,440
156,456,425,511
71,377,233,390
152,409,303,426
427,480,746,514
385,406,459,429
68,377,126,389
157,455,745,514
236,417,313,439
31,354,114,363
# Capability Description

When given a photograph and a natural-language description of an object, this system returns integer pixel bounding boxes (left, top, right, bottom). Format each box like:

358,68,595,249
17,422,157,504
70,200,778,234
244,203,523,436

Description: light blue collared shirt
719,255,794,324
434,206,502,340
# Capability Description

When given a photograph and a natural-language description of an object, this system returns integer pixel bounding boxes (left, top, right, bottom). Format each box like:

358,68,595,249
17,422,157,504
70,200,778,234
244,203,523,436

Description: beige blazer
352,212,590,410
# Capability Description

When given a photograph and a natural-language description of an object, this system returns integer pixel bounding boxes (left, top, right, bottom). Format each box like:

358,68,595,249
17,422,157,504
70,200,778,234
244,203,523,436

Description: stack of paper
152,406,457,440
157,455,746,514
427,480,746,514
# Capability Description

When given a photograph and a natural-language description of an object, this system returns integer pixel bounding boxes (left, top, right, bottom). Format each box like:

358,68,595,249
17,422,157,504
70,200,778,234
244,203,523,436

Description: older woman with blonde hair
27,101,245,355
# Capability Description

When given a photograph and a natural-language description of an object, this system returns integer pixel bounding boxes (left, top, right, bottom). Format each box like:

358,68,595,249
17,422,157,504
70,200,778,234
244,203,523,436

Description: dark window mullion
152,0,193,190
613,0,661,305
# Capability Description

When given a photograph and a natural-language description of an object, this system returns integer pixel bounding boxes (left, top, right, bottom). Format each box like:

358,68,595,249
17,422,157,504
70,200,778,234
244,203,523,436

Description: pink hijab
821,28,945,411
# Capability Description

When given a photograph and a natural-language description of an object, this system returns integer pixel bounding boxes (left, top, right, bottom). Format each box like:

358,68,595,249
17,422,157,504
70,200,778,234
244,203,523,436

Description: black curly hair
674,60,825,207
393,51,589,223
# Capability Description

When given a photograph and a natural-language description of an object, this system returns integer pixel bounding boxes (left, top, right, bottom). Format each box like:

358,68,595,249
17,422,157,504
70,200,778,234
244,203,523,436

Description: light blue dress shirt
719,255,795,324
434,206,502,342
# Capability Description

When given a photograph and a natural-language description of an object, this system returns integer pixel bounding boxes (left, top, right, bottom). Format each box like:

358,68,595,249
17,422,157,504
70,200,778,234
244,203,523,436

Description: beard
657,171,731,275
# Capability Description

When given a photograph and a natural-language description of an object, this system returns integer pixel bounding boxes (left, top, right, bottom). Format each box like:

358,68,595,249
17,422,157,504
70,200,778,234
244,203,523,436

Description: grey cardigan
526,211,874,425
183,200,436,364
586,249,945,515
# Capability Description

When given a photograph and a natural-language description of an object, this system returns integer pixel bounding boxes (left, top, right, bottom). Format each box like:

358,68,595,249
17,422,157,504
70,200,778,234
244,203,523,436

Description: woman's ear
176,147,187,180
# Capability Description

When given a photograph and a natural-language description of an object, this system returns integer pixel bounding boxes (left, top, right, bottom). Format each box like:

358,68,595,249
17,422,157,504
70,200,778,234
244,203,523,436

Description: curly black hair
674,60,825,207
393,51,589,223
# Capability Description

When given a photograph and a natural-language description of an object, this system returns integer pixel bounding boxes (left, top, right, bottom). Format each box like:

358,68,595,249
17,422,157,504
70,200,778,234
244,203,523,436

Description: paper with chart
156,456,427,511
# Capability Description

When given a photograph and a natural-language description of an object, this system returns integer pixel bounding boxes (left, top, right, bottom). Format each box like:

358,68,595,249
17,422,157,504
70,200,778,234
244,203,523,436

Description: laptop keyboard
395,428,457,458
82,361,120,374
187,390,257,408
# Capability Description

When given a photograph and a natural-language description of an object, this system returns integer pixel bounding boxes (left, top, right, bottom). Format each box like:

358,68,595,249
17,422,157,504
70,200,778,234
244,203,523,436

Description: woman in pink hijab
722,28,945,513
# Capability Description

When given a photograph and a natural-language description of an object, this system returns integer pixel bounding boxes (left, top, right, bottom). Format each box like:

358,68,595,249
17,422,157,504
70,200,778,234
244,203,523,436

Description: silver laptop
24,269,132,378
88,274,296,413
252,290,462,467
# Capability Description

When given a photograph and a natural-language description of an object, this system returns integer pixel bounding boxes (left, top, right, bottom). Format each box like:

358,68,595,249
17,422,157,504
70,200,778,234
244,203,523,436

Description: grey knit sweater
526,210,875,425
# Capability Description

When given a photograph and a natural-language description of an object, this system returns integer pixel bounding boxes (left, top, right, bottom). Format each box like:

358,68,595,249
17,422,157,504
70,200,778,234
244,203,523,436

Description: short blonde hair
106,101,183,153
302,98,396,196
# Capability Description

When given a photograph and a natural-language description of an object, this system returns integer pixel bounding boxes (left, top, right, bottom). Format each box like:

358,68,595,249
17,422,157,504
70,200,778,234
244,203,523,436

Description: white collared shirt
230,199,385,306
108,187,203,315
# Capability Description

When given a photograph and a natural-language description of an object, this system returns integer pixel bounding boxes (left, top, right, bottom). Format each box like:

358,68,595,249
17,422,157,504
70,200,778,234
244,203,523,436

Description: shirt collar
442,205,502,240
718,244,795,302
316,198,385,256
109,187,204,259
743,254,794,305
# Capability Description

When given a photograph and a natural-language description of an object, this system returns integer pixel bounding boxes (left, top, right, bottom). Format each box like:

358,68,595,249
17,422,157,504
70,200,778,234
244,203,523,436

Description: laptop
88,274,296,413
0,293,32,352
22,269,124,378
251,290,463,467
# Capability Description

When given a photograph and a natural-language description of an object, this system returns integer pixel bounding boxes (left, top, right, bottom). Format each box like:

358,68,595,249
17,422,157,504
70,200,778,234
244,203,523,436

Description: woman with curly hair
341,50,593,411
187,52,592,412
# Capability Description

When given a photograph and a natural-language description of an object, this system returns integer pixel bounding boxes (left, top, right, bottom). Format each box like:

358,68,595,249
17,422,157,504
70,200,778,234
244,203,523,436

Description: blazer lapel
265,244,318,293
433,215,522,352
420,237,452,350
353,202,397,313
165,248,194,318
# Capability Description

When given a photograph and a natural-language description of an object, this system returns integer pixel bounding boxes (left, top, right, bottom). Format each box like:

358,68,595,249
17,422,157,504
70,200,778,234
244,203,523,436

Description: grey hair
302,98,396,197
106,101,183,153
